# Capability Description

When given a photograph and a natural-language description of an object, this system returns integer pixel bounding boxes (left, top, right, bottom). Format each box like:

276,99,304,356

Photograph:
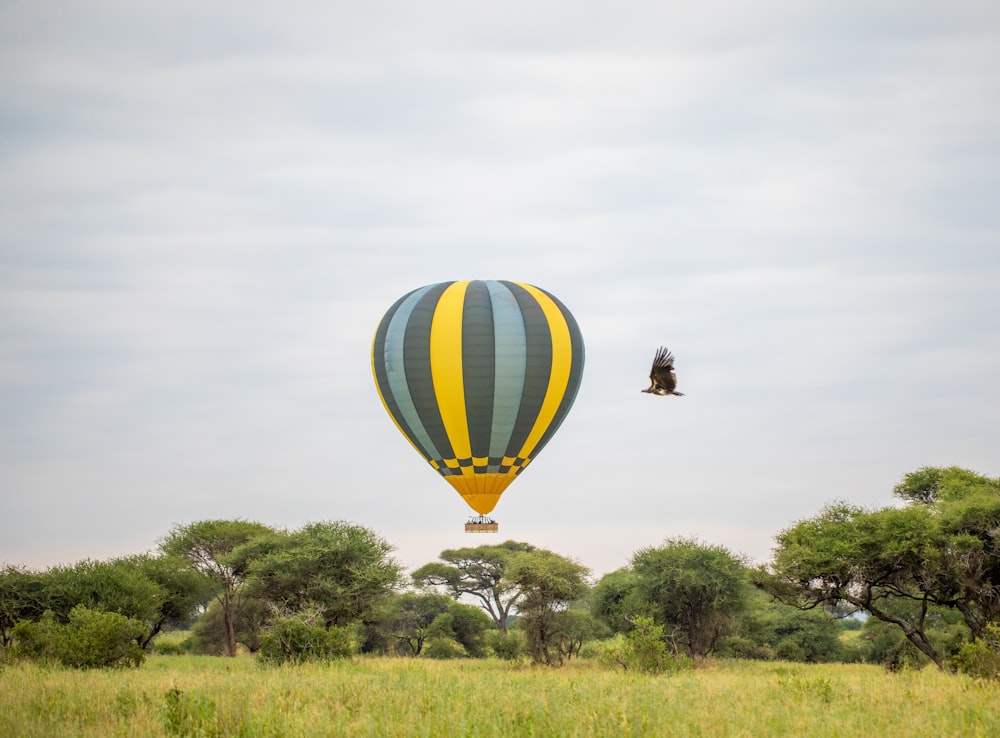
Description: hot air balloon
371,280,585,531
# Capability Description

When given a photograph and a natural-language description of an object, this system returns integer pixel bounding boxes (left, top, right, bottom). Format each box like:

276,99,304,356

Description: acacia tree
380,592,454,656
243,521,402,630
893,466,1000,639
0,566,45,649
129,554,212,650
590,567,645,634
160,519,276,656
630,538,747,660
412,541,536,632
507,549,590,665
1,555,208,655
762,467,1000,670
379,592,492,657
766,502,949,667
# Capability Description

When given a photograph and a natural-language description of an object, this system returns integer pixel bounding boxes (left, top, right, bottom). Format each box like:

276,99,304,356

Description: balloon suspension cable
464,515,498,533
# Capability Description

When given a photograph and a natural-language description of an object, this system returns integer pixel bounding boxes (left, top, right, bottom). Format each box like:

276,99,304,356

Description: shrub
60,606,146,668
12,606,145,669
153,639,187,656
11,612,64,663
775,640,807,662
256,616,355,665
486,630,524,660
952,623,1000,680
718,635,775,661
597,617,695,674
422,636,466,659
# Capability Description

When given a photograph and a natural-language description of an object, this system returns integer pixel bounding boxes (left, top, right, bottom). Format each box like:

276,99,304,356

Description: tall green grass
2,656,997,737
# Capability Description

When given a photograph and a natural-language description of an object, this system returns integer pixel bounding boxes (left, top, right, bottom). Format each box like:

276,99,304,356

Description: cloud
1,1,998,576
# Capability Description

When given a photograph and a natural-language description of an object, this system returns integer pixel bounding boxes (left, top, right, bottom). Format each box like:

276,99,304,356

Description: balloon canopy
371,280,585,517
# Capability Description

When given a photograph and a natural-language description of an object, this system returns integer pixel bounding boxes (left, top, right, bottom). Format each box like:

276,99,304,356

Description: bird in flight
641,346,684,396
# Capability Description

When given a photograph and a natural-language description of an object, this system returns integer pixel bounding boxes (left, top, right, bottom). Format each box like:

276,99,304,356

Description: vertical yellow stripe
514,283,573,458
430,281,473,461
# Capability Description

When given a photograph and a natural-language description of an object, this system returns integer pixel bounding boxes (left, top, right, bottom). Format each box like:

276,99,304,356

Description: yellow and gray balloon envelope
371,280,585,516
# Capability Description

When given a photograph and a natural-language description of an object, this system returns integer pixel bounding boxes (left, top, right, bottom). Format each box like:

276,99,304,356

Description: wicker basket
465,515,498,533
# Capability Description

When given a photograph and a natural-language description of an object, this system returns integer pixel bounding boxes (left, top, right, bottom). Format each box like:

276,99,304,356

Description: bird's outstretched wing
642,346,683,395
649,346,678,393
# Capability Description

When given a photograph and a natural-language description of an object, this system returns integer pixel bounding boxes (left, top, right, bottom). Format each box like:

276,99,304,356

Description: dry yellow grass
1,656,998,737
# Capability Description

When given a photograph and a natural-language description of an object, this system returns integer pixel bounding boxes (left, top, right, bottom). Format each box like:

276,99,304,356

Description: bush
11,612,64,663
486,630,524,660
256,616,355,665
952,623,1000,680
153,639,187,656
12,607,145,669
597,617,695,674
717,635,775,661
775,640,807,662
422,636,466,659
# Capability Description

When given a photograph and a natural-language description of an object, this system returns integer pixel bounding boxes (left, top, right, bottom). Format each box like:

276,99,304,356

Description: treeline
2,467,998,677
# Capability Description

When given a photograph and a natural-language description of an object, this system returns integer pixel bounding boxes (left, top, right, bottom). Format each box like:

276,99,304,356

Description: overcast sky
2,1,998,580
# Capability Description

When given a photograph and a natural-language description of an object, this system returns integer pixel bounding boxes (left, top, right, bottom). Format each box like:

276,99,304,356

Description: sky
2,1,998,581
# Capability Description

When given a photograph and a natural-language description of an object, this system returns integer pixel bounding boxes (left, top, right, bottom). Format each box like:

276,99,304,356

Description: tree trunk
222,594,237,657
140,619,164,651
862,597,943,670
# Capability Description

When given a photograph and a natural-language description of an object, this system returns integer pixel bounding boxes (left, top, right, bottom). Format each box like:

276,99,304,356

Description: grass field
2,656,998,737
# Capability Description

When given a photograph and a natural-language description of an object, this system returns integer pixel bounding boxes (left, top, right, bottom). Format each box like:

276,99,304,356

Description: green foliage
506,550,590,666
1,556,209,655
10,611,63,663
846,595,968,670
0,565,46,648
630,537,748,658
187,597,271,655
412,540,537,632
378,591,453,655
244,521,402,629
600,616,694,674
160,519,278,657
952,623,1000,680
129,554,213,649
152,636,187,656
256,614,356,665
486,629,524,660
720,589,849,663
422,635,467,659
625,620,669,671
413,542,590,665
767,467,1000,670
858,618,934,671
420,602,495,659
893,466,1000,505
442,601,493,658
508,550,590,612
56,558,163,623
12,606,145,669
590,568,645,632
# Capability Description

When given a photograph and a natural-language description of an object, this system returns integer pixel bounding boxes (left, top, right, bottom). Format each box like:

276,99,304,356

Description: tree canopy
159,519,277,656
763,466,1000,669
602,537,747,659
244,521,402,629
412,541,536,632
